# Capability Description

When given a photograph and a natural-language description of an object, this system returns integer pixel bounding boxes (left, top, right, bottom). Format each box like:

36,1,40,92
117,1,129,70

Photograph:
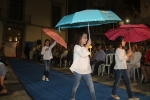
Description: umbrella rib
131,28,148,42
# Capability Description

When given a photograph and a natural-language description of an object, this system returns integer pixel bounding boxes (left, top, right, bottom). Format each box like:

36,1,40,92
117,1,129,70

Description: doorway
4,28,23,58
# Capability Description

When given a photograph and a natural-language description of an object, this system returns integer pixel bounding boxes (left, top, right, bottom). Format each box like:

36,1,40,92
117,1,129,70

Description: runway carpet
7,58,150,100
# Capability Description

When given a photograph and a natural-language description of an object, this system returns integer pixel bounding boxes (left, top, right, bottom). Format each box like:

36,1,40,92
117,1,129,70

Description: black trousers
0,85,3,92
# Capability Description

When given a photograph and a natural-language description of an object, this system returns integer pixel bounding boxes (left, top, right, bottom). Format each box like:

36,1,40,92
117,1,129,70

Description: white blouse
41,41,56,60
114,48,128,69
70,45,92,74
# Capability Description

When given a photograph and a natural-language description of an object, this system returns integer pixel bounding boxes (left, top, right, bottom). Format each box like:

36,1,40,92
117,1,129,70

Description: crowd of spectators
90,41,150,83
32,40,150,84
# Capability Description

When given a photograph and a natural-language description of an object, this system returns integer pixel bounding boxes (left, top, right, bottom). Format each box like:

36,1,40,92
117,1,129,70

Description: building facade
0,0,67,58
134,0,150,25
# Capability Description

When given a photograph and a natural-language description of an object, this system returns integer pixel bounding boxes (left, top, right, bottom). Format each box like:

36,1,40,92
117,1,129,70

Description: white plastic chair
131,67,140,81
141,74,144,82
91,64,95,73
60,59,67,68
98,54,114,75
98,64,105,76
128,58,141,81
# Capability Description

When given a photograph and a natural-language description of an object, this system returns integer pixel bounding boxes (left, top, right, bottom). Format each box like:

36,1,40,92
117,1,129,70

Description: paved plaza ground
0,59,150,100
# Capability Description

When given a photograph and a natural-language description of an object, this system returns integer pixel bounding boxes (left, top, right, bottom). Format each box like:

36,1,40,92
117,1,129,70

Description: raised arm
50,41,56,49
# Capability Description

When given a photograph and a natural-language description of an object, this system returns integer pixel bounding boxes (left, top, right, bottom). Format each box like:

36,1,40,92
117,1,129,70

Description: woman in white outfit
70,32,96,100
111,36,140,100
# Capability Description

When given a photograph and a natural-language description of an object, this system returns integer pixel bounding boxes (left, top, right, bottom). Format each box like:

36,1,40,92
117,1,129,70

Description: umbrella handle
88,23,92,57
58,27,61,33
88,23,90,39
129,41,131,49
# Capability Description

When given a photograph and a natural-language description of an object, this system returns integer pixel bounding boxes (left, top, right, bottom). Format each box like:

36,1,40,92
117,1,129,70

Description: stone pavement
0,60,150,100
0,63,32,100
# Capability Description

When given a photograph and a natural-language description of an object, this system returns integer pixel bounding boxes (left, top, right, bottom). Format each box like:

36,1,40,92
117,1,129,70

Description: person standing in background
41,39,56,81
24,44,30,59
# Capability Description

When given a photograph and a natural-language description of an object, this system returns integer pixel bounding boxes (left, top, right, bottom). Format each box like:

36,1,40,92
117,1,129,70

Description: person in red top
141,50,150,84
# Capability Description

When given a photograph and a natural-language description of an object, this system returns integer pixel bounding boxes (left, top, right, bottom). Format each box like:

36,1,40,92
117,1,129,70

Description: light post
125,19,130,24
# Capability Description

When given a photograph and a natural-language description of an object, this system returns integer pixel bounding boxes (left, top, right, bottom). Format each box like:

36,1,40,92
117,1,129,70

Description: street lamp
126,19,130,24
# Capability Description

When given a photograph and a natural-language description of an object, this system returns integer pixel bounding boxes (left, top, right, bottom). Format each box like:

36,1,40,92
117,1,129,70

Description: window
9,0,23,21
51,5,61,28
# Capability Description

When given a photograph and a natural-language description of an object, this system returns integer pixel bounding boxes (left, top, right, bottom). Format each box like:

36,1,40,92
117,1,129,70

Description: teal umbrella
56,9,122,38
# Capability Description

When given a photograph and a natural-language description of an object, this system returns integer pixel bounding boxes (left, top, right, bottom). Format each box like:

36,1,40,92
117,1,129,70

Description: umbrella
56,9,121,38
42,28,67,49
105,24,150,48
105,24,150,42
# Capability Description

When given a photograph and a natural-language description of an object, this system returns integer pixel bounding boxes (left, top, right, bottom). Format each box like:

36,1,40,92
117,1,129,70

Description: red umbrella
42,28,67,49
105,24,150,42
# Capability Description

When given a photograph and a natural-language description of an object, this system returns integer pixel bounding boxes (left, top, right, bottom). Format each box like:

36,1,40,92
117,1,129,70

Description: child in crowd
41,39,56,81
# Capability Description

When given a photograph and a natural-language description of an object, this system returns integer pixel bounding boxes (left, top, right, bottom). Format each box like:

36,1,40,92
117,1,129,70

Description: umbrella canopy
56,9,122,29
42,28,67,49
105,24,150,42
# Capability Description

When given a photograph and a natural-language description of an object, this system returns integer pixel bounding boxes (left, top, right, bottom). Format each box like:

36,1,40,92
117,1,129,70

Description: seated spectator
109,54,115,78
0,62,13,96
141,48,150,84
0,51,8,66
91,45,97,59
105,45,114,54
0,62,8,87
51,47,59,65
67,44,73,66
60,47,68,67
92,45,106,75
127,44,142,79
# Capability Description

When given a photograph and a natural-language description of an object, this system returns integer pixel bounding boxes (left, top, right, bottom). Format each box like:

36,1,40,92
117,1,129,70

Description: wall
0,21,3,43
24,0,67,59
140,0,150,17
25,0,51,27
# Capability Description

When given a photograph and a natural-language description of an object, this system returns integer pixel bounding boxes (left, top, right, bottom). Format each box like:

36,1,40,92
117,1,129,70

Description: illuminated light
14,37,17,41
8,28,11,30
89,45,92,48
126,19,130,23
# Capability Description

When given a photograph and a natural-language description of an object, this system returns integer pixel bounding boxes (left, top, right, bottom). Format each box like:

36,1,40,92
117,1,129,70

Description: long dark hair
114,36,124,50
73,31,87,46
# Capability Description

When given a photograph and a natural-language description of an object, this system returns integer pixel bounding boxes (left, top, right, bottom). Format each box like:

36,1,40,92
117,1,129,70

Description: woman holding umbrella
41,39,56,81
69,32,96,100
111,36,140,100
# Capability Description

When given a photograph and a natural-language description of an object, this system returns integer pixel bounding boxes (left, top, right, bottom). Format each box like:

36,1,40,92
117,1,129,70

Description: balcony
0,8,31,24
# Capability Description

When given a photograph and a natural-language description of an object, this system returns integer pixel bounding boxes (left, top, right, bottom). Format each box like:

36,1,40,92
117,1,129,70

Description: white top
128,51,142,67
114,48,128,69
41,41,56,60
70,45,92,74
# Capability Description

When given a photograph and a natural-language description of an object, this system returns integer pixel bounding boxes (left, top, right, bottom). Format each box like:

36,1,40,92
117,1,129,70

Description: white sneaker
111,95,120,100
42,75,45,81
129,97,140,100
46,78,49,81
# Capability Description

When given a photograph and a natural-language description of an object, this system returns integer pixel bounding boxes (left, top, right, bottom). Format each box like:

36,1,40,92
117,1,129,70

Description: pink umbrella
42,28,67,49
105,24,150,42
